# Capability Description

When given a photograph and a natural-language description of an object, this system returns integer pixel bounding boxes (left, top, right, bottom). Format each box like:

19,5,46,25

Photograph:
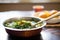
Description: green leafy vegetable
4,19,42,29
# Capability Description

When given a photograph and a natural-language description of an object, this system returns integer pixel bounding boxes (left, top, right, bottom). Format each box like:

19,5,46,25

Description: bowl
3,17,46,37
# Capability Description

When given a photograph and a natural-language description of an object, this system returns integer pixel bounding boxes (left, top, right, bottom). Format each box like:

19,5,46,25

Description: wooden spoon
32,11,60,27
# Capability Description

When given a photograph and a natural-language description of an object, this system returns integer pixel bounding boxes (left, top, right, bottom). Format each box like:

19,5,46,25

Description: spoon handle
44,11,60,21
34,11,60,26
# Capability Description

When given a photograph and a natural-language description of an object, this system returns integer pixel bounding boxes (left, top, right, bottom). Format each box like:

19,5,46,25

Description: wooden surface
46,23,60,27
0,3,60,12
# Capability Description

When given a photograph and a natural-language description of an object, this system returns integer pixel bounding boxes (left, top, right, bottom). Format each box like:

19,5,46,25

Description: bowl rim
3,17,46,31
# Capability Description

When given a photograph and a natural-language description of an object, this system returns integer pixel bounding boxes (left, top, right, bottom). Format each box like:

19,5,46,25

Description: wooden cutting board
46,23,60,27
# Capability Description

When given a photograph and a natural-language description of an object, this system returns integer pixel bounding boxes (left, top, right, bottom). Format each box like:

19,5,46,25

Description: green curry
4,18,42,29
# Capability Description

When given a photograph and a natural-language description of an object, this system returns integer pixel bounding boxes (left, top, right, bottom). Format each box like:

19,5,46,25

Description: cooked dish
34,10,58,18
3,18,43,29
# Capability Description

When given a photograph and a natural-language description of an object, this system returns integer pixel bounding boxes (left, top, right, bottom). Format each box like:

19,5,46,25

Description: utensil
33,11,60,26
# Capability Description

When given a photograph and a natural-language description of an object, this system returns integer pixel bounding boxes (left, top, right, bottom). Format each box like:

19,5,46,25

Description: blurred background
0,0,60,11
